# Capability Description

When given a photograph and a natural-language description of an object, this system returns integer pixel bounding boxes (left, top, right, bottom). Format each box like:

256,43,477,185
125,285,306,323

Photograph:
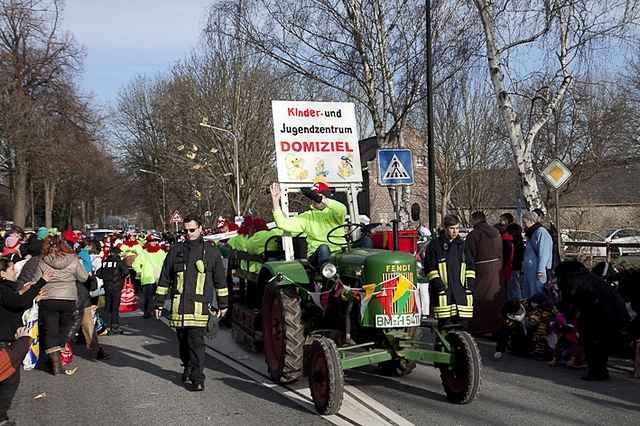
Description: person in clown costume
120,231,143,264
132,234,167,318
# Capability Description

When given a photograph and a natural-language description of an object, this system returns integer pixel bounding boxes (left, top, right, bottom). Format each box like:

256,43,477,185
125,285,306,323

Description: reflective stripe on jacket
424,235,476,319
156,238,227,328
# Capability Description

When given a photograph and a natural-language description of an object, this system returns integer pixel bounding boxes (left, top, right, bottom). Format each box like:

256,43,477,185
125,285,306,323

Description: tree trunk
474,0,543,209
12,151,28,227
80,201,87,227
67,202,73,229
44,180,57,228
30,179,35,229
440,189,451,225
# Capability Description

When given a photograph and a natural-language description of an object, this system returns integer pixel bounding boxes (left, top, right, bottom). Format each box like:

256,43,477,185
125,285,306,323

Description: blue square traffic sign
377,149,414,186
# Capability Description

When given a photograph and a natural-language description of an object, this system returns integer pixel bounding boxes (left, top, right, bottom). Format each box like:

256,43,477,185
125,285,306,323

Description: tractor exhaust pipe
391,219,399,251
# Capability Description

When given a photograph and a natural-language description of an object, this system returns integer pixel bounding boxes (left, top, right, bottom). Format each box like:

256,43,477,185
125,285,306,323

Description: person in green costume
132,234,167,318
270,181,346,267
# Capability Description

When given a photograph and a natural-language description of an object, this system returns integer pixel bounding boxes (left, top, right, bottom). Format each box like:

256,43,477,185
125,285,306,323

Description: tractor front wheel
439,330,481,404
309,337,344,415
262,283,304,383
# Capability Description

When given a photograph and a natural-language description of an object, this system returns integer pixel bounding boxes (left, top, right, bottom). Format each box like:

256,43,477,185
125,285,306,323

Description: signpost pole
393,186,400,251
541,159,572,259
555,189,562,256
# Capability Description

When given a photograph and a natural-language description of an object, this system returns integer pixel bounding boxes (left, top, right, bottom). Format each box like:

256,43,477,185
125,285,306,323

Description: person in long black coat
555,260,629,380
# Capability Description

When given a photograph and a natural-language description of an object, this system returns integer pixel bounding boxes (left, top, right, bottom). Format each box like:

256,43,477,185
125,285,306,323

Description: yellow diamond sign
542,159,572,189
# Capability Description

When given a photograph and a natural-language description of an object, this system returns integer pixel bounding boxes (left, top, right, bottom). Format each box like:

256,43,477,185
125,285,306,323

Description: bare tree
0,0,82,226
472,0,640,209
112,47,290,221
425,74,507,221
210,0,479,225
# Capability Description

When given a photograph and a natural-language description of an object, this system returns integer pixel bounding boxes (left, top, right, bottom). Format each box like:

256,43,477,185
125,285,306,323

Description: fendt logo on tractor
212,100,481,416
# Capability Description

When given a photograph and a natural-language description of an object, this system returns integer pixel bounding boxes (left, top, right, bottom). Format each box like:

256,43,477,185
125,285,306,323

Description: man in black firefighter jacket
155,215,228,391
425,214,476,327
97,246,129,335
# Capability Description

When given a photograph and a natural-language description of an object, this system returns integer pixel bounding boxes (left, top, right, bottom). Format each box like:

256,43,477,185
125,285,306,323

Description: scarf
524,222,542,239
144,243,162,253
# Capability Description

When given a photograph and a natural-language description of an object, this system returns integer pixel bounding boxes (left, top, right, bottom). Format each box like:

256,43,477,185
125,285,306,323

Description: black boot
49,353,63,376
181,366,192,383
186,382,204,392
96,347,110,360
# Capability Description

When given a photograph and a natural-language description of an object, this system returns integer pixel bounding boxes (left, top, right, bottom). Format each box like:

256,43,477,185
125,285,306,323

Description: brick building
358,129,429,225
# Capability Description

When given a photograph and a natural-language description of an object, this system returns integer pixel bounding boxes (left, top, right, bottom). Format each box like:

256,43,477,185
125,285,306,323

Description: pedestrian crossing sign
377,149,414,186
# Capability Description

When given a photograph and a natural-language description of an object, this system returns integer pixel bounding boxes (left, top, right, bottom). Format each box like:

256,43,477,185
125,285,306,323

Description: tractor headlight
321,263,337,279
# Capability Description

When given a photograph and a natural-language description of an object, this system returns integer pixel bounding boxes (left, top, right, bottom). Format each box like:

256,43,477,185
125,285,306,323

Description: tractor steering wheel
326,222,381,247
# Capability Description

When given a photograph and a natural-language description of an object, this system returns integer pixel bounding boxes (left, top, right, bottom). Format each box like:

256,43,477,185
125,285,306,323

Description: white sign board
272,101,362,184
542,159,572,189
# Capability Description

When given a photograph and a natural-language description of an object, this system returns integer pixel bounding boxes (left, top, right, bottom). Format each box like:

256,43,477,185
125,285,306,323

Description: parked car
604,228,640,256
561,230,607,258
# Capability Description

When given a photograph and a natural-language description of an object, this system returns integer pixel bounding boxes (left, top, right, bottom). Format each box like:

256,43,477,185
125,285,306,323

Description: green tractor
227,183,481,415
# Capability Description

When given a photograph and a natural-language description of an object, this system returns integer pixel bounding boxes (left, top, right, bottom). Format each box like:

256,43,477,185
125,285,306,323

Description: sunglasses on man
185,228,199,233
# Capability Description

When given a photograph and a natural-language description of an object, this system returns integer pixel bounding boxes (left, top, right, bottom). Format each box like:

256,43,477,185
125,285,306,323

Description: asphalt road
10,314,640,426
10,315,328,426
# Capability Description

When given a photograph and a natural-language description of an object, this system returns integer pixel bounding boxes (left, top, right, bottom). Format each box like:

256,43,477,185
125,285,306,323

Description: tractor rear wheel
439,330,481,404
262,283,304,383
309,337,344,415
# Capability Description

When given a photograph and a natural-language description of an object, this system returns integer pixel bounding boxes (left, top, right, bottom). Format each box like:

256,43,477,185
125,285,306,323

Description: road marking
344,385,415,426
159,317,414,425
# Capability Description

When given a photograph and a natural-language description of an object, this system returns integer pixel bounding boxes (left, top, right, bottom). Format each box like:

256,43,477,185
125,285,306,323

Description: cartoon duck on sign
314,159,329,180
338,154,354,179
285,153,309,180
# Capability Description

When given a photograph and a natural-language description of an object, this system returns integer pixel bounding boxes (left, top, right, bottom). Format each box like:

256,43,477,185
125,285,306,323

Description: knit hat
37,227,49,240
146,233,161,242
62,229,79,245
312,181,331,195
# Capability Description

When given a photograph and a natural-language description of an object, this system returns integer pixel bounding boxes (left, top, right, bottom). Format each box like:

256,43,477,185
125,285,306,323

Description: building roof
472,158,640,208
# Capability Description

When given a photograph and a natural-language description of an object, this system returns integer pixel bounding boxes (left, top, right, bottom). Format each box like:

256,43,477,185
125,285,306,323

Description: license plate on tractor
375,313,421,328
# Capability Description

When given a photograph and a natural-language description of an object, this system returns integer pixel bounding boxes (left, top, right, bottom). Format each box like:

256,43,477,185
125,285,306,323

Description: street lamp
139,168,167,233
199,117,241,217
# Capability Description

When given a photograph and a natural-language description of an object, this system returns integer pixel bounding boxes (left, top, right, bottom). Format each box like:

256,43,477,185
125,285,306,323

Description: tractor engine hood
362,250,417,285
332,249,417,285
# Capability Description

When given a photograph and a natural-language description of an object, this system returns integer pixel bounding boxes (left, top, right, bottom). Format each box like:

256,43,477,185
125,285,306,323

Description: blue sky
61,0,211,107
